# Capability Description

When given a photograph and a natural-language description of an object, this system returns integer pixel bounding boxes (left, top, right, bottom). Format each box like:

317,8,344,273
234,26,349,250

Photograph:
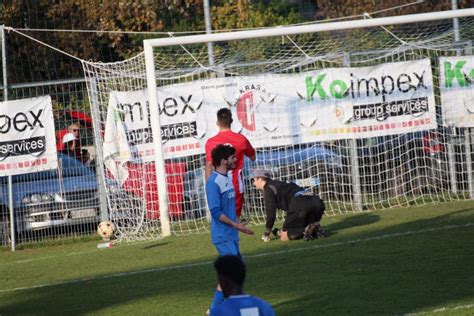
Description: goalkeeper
251,169,326,241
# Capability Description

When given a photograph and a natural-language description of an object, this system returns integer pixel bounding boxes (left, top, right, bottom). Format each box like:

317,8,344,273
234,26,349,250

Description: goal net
82,9,474,241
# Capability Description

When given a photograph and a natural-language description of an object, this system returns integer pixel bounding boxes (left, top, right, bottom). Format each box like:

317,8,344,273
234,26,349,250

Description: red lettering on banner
0,164,4,170
6,164,12,169
182,144,188,151
176,145,182,151
403,122,408,128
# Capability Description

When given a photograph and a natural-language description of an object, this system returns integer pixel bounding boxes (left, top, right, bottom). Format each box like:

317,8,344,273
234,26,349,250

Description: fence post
465,128,473,198
203,0,215,68
1,25,16,251
350,139,363,211
343,52,362,211
447,129,458,194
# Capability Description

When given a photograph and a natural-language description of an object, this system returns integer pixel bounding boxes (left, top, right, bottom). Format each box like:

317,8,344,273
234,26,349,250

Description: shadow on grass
1,203,473,315
141,241,169,249
323,212,380,237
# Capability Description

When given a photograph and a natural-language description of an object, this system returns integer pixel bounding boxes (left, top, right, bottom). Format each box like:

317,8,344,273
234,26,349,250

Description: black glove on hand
271,228,281,237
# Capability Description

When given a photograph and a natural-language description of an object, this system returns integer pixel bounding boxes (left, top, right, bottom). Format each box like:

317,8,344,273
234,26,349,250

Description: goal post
143,8,474,237
144,43,171,237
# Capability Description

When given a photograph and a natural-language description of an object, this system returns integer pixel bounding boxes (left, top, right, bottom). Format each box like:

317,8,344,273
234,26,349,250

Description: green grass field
1,201,474,315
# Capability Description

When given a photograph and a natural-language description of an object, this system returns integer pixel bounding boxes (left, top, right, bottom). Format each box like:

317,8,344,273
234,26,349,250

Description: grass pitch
1,201,473,315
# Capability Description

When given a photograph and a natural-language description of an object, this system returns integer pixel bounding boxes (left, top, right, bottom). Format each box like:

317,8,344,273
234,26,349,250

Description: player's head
214,255,246,298
62,132,77,149
252,169,271,191
216,108,233,128
68,123,80,137
212,144,236,169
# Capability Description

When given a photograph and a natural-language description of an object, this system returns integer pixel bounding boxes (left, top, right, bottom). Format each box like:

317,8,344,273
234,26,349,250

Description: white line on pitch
0,222,472,293
403,303,474,315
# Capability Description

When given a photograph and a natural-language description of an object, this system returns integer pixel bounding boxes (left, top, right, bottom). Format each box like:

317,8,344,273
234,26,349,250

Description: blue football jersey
206,171,238,244
210,294,275,316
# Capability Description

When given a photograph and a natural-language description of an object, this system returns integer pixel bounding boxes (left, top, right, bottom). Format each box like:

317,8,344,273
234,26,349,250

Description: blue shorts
214,240,241,257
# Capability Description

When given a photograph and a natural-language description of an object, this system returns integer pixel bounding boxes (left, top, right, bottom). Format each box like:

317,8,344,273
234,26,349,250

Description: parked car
0,153,123,243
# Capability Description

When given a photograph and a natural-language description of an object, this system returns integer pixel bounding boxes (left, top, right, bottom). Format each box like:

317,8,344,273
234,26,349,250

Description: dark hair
211,144,236,168
214,255,246,286
217,108,233,127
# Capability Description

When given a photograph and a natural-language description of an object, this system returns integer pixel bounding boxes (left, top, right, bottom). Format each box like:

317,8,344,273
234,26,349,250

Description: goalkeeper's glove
261,231,271,242
271,228,281,237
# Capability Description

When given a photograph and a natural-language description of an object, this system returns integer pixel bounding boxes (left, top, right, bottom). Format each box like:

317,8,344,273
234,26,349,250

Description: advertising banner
107,59,437,160
0,96,58,176
439,56,474,127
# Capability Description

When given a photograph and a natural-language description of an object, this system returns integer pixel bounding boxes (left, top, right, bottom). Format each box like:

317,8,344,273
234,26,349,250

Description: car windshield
2,154,95,184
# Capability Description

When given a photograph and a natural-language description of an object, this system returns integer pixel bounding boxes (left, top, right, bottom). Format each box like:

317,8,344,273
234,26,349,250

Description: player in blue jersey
210,255,275,316
206,144,254,312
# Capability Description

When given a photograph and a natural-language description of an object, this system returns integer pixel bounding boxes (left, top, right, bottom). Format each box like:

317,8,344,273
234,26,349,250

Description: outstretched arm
218,213,254,235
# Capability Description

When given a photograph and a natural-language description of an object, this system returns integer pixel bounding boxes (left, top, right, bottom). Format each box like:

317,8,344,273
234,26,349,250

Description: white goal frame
143,8,474,237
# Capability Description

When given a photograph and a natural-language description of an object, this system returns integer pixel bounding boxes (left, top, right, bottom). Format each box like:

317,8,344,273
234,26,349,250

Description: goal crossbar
144,9,474,48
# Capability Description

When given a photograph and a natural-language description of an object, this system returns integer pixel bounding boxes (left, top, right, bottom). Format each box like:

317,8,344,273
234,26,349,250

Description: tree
310,0,473,20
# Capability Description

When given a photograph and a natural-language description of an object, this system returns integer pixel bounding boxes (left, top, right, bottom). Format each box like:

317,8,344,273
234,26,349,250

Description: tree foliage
0,0,472,83
310,0,473,20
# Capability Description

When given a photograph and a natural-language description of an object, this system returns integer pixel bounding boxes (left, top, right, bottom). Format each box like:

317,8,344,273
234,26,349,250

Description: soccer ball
97,221,116,240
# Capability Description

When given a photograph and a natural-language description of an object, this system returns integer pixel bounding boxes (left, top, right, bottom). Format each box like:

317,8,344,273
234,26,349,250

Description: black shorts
283,195,325,240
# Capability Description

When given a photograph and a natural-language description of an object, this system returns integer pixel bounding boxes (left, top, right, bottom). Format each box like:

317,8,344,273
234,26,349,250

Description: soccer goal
82,8,474,241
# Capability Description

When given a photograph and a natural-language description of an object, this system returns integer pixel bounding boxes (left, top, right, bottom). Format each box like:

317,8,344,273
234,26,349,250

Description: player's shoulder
250,296,275,315
206,172,219,185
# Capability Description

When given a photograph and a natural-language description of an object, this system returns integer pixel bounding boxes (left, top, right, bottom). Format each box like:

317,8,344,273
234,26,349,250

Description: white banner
439,56,474,127
0,96,58,176
108,59,436,160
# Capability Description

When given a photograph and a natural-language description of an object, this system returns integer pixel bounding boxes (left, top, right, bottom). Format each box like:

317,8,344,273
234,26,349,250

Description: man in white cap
61,132,89,163
252,169,326,242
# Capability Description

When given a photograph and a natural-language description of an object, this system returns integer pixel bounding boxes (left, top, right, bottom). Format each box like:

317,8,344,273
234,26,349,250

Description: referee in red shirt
205,108,256,219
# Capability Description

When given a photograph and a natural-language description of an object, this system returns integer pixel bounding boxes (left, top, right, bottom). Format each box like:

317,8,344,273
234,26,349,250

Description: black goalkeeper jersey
262,179,303,232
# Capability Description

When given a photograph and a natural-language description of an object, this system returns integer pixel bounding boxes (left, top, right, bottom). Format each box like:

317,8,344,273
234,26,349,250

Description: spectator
206,144,254,312
68,123,90,163
68,122,81,140
210,255,275,316
61,132,90,164
252,169,326,242
205,108,256,220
